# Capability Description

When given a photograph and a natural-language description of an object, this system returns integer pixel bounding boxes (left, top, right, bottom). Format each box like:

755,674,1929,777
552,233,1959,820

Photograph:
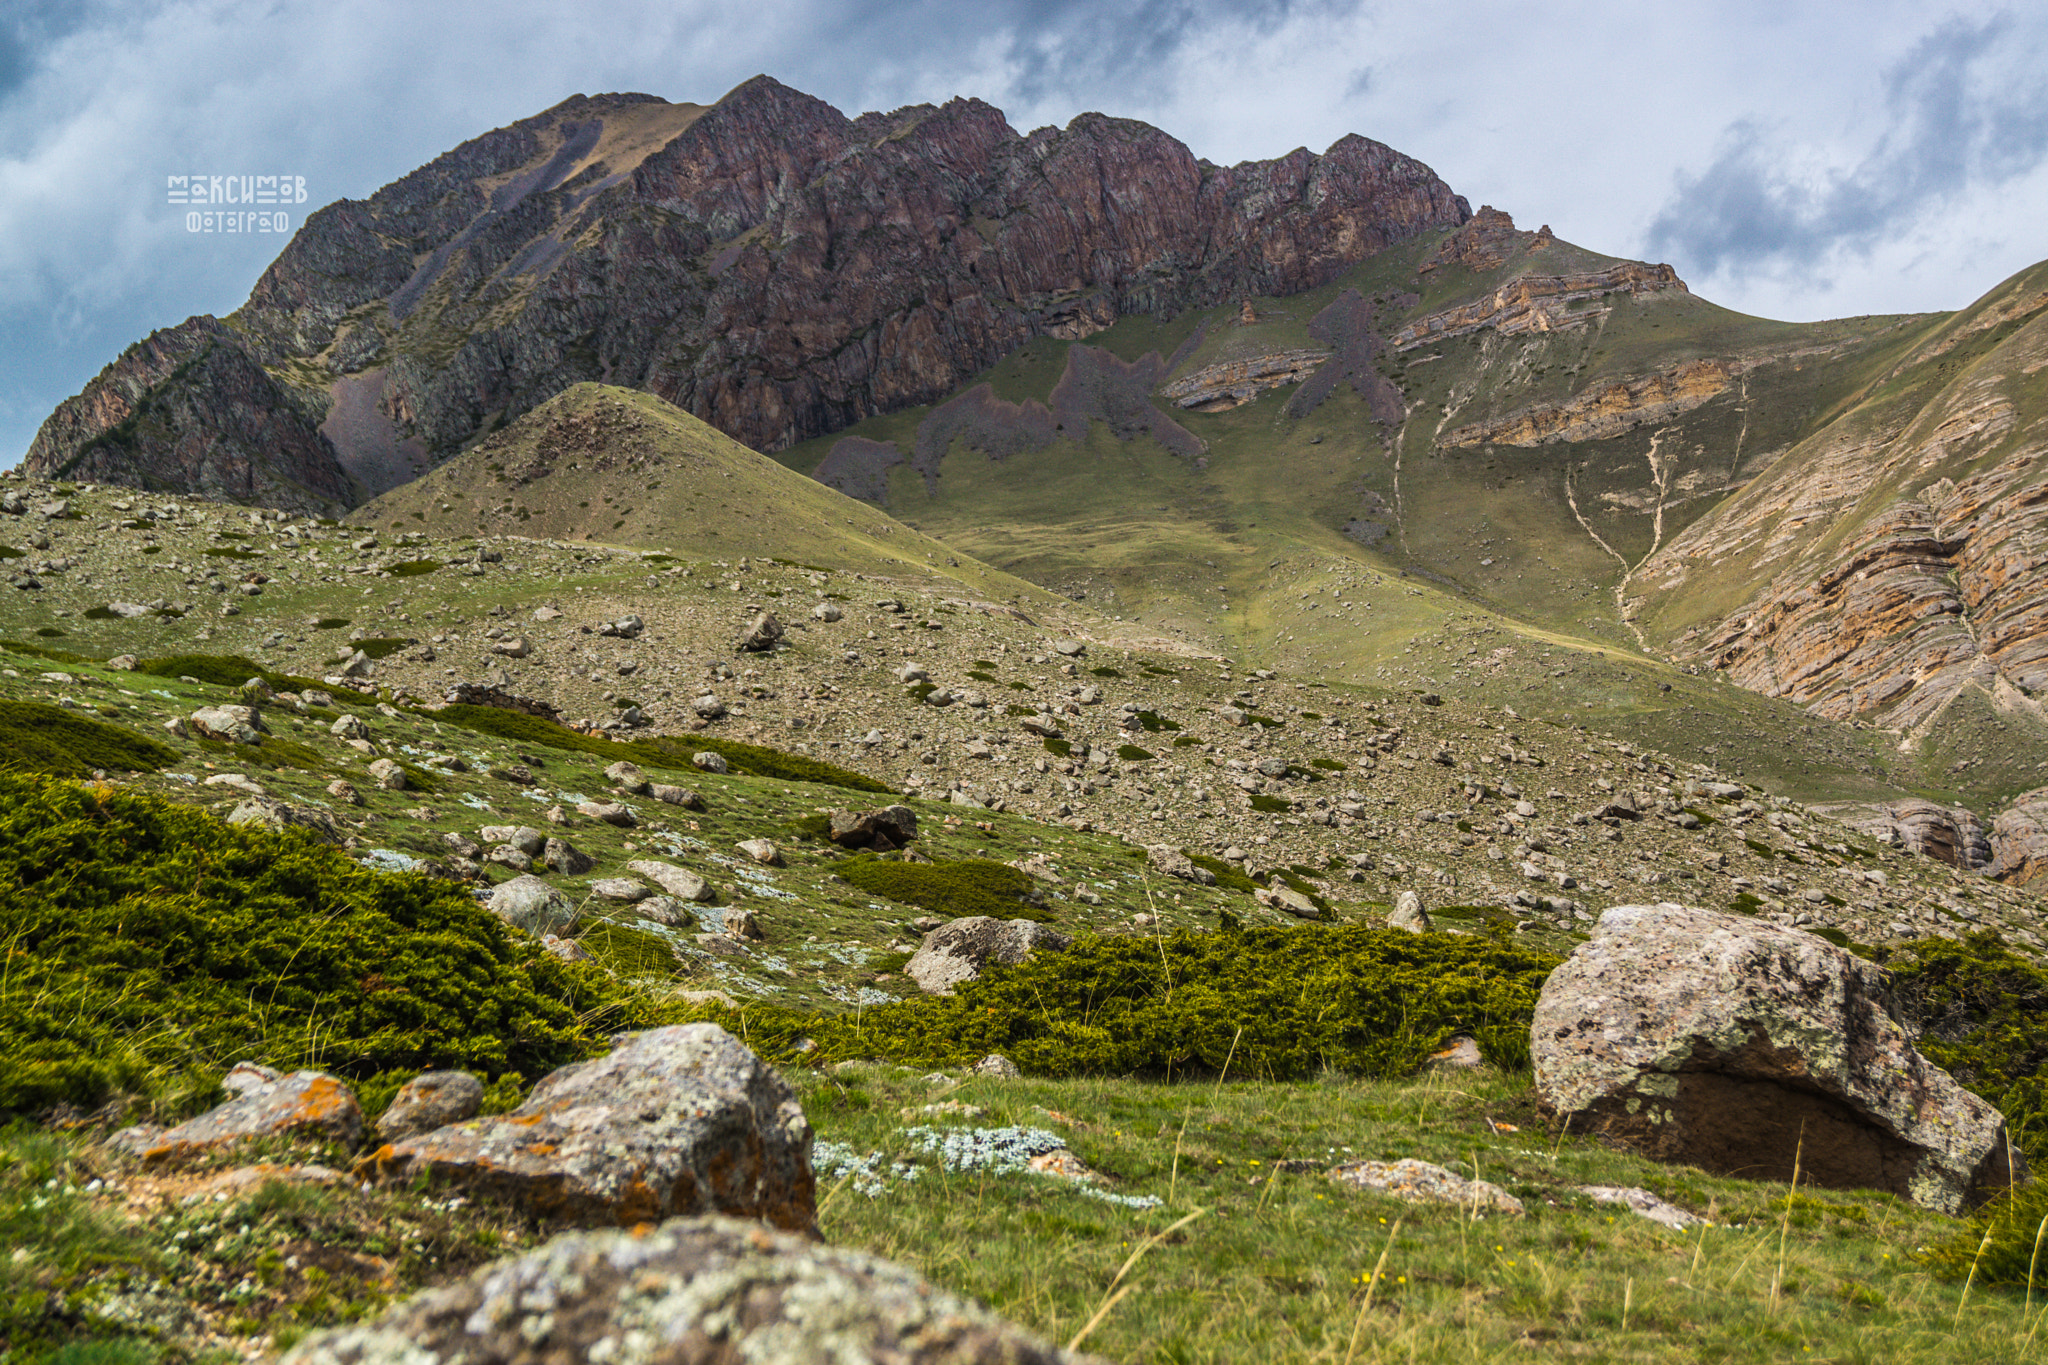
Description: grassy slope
770,238,1932,805
353,383,1070,614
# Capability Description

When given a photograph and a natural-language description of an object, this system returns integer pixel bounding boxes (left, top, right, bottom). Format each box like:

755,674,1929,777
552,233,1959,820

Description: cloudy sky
3,0,2045,464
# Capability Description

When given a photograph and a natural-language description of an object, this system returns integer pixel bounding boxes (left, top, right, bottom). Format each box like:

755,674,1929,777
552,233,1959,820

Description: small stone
367,758,407,791
971,1054,1022,1079
189,704,266,744
648,783,705,809
604,760,650,793
590,878,652,902
737,838,781,866
692,751,729,774
626,860,715,902
1330,1158,1523,1215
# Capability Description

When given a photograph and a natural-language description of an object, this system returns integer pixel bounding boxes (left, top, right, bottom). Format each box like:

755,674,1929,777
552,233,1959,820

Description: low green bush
346,637,410,660
838,855,1051,922
423,705,891,793
136,653,329,693
1250,794,1291,813
0,773,639,1117
687,926,1559,1079
1889,932,2048,1167
386,560,441,578
1116,744,1154,762
0,701,179,776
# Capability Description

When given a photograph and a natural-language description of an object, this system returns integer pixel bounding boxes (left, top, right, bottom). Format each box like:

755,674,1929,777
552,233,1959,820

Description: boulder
1987,788,2048,885
278,1215,1098,1365
329,713,370,741
366,758,407,791
692,750,730,773
542,836,595,874
480,825,545,856
1388,890,1433,933
737,837,782,865
906,917,1072,996
811,601,844,622
136,1071,364,1163
189,704,266,744
649,782,706,809
590,877,652,902
225,797,342,844
579,800,637,827
486,875,580,937
737,611,785,652
1531,903,2020,1213
627,859,715,903
1145,844,1215,885
1254,884,1320,919
375,1071,484,1144
829,804,920,851
357,1024,815,1232
604,760,650,794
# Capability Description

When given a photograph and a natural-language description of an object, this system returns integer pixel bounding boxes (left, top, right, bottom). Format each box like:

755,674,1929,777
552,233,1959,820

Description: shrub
839,856,1051,922
1250,794,1291,813
1924,1180,2048,1288
1133,711,1180,732
346,637,409,661
683,926,1559,1079
386,560,441,577
1889,932,2048,1167
313,618,351,630
0,773,639,1117
423,706,891,793
0,702,179,776
136,653,331,694
1116,744,1154,762
1185,851,1257,895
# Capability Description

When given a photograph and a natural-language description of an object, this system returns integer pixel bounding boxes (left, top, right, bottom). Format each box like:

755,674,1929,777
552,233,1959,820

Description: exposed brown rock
1442,358,1742,448
32,78,1467,506
1389,261,1687,351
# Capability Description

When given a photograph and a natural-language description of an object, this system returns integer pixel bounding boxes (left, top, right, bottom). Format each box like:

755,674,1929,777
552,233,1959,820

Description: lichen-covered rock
1532,902,2020,1213
188,704,265,744
1330,1158,1523,1215
140,1071,364,1163
627,859,714,902
375,1071,484,1144
225,796,342,844
357,1025,815,1233
486,874,580,937
1388,889,1432,933
906,916,1072,996
1145,844,1214,885
279,1215,1100,1365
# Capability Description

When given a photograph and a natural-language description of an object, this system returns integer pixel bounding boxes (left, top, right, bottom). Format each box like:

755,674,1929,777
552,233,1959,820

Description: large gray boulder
829,805,919,851
280,1215,1100,1365
906,917,1072,996
1531,903,2020,1213
358,1024,816,1233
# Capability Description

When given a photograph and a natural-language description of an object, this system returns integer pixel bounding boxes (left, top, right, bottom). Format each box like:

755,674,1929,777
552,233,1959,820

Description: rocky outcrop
31,78,1467,506
24,317,356,514
1532,903,2018,1213
1389,261,1687,351
1160,350,1330,411
1441,358,1741,447
1822,799,1993,871
1990,788,2048,884
359,1024,816,1232
280,1216,1101,1365
1649,279,2048,733
1417,205,1552,275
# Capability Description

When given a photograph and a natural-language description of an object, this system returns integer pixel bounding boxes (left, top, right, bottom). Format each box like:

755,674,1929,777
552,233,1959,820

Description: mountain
24,77,1466,508
23,81,2048,855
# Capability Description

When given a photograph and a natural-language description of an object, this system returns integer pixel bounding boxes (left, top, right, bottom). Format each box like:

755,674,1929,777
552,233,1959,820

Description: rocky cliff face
1644,265,2048,740
26,78,1467,503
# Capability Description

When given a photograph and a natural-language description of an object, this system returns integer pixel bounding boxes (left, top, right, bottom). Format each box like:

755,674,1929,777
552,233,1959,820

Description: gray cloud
1647,12,2048,277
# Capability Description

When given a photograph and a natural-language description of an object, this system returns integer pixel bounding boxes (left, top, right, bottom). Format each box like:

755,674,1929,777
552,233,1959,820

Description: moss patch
839,855,1052,922
0,702,180,777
